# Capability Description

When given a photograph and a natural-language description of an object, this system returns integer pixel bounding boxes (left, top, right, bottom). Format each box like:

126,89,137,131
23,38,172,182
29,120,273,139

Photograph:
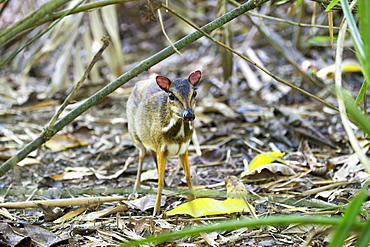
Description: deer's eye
192,91,197,98
168,92,176,101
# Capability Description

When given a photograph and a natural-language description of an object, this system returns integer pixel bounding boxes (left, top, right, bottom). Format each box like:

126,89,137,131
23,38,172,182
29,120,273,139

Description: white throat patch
162,117,178,132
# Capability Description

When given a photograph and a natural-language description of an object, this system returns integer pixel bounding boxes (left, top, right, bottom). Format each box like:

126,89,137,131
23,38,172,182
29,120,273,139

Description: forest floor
0,0,369,246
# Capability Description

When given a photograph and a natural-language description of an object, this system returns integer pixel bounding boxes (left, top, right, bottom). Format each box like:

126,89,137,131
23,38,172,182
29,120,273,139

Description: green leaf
328,189,367,247
119,216,353,247
293,0,303,7
325,0,340,12
358,0,370,93
340,0,370,104
340,0,365,69
355,217,370,247
355,79,368,104
343,90,370,136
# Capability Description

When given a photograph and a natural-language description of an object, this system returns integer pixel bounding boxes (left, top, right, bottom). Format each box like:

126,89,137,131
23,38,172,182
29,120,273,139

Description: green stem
0,0,71,45
119,215,363,247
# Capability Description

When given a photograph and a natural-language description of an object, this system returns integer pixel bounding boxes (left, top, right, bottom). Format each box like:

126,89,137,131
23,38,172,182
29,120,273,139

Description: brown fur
126,71,201,215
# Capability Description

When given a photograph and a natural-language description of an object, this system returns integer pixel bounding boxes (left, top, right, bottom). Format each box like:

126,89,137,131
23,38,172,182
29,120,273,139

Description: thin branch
47,36,110,128
247,8,340,30
0,196,127,208
157,8,182,56
0,1,134,47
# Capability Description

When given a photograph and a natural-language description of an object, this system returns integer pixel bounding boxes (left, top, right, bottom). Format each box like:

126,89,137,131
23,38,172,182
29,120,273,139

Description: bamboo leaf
328,189,367,247
119,216,354,247
358,0,370,94
343,90,370,136
325,0,340,12
355,216,370,247
340,0,365,68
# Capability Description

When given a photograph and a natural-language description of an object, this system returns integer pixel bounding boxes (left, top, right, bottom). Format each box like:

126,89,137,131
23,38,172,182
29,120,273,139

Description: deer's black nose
183,109,195,121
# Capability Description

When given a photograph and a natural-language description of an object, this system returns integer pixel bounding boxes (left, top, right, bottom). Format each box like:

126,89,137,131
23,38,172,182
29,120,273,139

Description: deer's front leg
153,150,167,216
179,149,195,201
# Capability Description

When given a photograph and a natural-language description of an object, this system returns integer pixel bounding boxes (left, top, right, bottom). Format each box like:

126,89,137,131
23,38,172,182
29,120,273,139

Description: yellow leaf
317,60,362,79
248,152,285,172
51,171,85,180
166,198,253,217
54,206,88,223
244,163,296,178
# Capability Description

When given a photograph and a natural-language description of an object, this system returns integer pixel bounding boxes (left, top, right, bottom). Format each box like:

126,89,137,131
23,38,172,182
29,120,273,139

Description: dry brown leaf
225,175,248,200
139,0,162,21
101,4,125,76
300,140,330,175
92,156,134,180
134,218,148,235
36,203,63,222
17,157,41,167
18,99,59,111
0,223,67,246
83,205,128,221
127,194,165,212
45,133,88,152
0,208,15,220
225,175,257,218
97,228,128,242
0,80,17,106
54,206,89,223
243,163,296,178
200,148,225,164
47,13,83,96
282,224,316,234
0,146,19,160
201,232,220,247
199,102,238,118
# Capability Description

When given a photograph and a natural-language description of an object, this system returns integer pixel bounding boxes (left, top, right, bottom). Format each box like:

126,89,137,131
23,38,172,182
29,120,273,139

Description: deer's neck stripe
162,117,179,132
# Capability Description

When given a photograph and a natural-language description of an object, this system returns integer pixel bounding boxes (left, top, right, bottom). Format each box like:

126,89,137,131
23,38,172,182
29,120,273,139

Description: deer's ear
156,76,171,92
188,70,201,86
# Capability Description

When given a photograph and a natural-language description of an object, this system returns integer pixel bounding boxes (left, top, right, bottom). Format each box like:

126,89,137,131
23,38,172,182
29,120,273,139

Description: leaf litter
0,0,369,246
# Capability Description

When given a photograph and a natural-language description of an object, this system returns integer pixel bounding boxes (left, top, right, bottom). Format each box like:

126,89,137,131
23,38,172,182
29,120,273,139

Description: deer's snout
182,109,195,121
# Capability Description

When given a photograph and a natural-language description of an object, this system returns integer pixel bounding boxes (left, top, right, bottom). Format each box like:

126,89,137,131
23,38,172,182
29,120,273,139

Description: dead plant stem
47,37,110,128
247,11,340,29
